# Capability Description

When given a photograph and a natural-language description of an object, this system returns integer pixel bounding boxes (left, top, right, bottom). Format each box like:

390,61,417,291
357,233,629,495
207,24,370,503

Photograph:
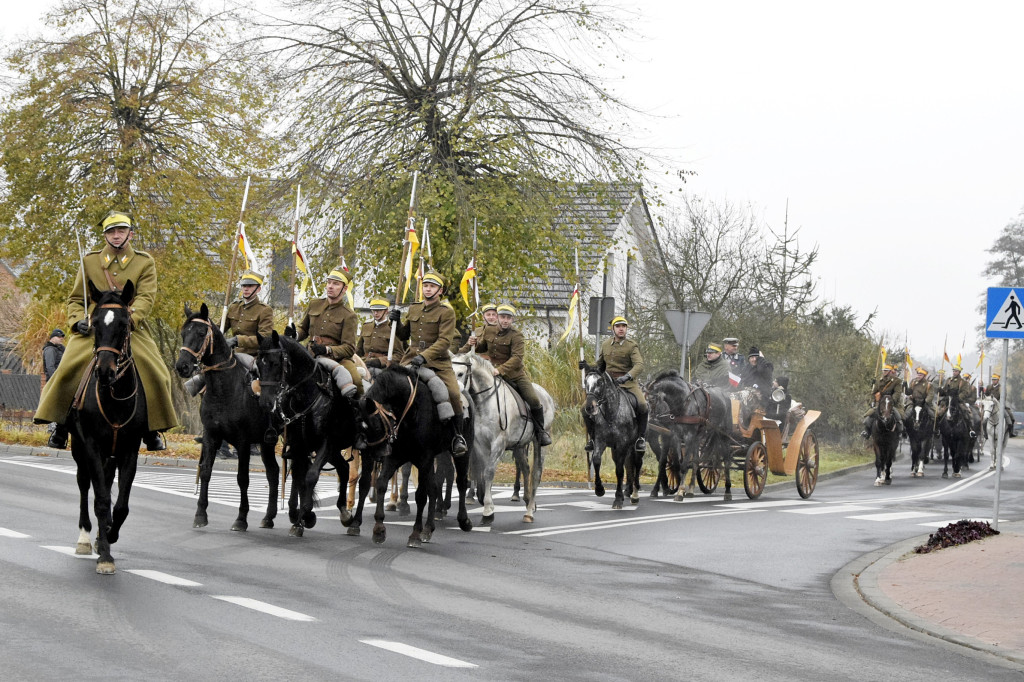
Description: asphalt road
1,438,1022,681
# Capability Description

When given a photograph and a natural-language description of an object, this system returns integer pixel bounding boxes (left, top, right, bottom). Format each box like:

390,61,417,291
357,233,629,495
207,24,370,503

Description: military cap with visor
98,210,133,232
326,268,351,285
497,304,517,316
422,271,445,288
609,315,628,327
239,270,264,286
369,298,389,310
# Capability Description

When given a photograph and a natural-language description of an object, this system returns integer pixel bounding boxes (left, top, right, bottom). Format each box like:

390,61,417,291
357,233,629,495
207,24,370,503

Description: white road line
846,511,938,522
125,569,202,587
780,504,880,515
211,596,316,621
0,527,31,538
360,639,477,668
840,468,995,504
716,500,817,509
917,518,1008,528
41,545,97,559
509,508,763,537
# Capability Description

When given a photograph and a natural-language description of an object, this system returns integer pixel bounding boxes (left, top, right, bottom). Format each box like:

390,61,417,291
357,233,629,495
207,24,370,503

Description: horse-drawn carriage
647,373,821,501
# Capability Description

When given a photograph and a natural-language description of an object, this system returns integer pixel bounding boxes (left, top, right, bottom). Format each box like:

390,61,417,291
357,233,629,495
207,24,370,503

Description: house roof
511,182,655,311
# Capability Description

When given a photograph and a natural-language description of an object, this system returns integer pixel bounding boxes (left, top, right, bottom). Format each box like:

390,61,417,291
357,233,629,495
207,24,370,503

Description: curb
832,528,1024,671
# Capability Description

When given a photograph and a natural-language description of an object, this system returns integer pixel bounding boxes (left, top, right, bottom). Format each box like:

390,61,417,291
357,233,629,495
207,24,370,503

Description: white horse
452,351,554,524
981,396,1013,470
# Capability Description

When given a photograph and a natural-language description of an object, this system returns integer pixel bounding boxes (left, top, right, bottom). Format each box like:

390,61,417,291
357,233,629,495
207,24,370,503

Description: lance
472,218,479,313
338,215,346,269
934,333,949,433
288,184,301,326
219,176,251,332
575,246,585,390
74,226,90,332
388,171,418,361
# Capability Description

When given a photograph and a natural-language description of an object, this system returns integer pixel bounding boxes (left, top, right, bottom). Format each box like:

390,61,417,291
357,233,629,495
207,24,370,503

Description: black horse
176,303,280,531
581,359,643,509
902,402,933,477
255,331,356,536
939,393,972,479
69,281,148,574
349,364,473,546
870,394,900,485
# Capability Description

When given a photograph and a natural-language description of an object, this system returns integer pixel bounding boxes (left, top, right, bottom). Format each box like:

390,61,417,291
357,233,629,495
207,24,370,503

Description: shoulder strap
103,268,121,292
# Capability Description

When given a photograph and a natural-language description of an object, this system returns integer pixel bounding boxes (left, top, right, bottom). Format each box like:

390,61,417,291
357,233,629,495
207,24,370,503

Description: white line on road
125,569,202,587
41,545,97,559
846,511,937,522
0,527,31,538
917,517,1008,528
779,504,880,515
508,508,763,537
211,596,316,621
360,639,478,668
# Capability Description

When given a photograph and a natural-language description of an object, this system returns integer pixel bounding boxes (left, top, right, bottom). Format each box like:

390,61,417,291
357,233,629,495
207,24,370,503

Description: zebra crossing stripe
211,596,315,621
360,639,477,668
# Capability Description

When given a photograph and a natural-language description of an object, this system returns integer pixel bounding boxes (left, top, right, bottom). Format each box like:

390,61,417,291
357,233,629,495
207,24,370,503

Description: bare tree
751,204,819,322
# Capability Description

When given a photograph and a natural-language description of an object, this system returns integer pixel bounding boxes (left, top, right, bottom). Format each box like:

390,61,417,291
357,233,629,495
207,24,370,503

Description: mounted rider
469,304,552,446
903,366,935,421
458,303,498,355
579,315,648,454
693,342,731,389
356,297,404,367
984,373,1016,458
388,271,469,456
861,364,905,438
937,364,974,431
287,268,364,396
35,210,178,450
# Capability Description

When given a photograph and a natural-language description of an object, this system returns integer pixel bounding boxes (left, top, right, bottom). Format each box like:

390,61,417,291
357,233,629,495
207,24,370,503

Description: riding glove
410,355,426,368
578,360,587,370
73,319,90,335
283,323,297,339
310,342,327,357
615,374,630,385
225,336,239,349
388,309,402,323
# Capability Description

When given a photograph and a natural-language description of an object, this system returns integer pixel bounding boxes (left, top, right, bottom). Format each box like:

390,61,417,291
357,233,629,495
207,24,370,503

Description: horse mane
365,363,415,403
650,369,682,384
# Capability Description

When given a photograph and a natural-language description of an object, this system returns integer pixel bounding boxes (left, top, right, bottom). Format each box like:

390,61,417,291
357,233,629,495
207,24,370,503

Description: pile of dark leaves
914,519,1000,554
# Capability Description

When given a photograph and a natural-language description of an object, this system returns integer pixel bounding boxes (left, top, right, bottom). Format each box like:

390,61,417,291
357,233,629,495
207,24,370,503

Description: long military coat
35,242,178,431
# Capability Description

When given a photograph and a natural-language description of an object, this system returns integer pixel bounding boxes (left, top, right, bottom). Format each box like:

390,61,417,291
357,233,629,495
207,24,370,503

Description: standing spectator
42,329,66,381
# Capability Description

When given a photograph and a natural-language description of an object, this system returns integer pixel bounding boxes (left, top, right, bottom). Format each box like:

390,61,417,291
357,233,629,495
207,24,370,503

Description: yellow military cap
481,303,498,313
883,364,896,372
706,343,722,353
916,367,927,375
422,272,445,287
963,372,972,380
369,298,389,310
609,316,628,327
497,304,517,316
99,210,133,232
993,372,1001,379
326,268,351,284
239,270,264,286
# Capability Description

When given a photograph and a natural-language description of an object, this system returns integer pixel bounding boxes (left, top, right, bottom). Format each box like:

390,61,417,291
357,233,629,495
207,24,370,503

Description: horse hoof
373,524,386,544
421,530,433,543
289,525,304,537
612,500,623,510
347,526,361,536
723,493,732,501
673,494,685,502
509,493,520,502
340,509,353,527
407,534,422,548
398,502,411,516
883,478,892,486
302,511,317,528
684,491,694,498
953,472,962,479
481,514,494,526
942,472,949,479
434,509,447,521
522,514,534,524
594,485,605,498
96,561,116,575
650,490,659,498
230,520,248,532
630,494,639,505
385,502,397,511
107,529,120,544
260,518,274,529
192,515,208,529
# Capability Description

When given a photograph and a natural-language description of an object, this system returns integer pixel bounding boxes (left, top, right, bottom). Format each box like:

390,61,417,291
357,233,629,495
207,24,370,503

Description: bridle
179,317,236,374
585,371,624,424
257,346,326,426
363,375,418,448
454,355,509,429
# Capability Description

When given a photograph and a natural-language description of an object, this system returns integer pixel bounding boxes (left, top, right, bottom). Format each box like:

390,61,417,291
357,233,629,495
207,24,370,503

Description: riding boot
184,374,206,397
47,423,69,449
635,411,649,453
531,407,552,446
583,412,595,452
450,414,468,457
143,431,167,452
861,416,872,439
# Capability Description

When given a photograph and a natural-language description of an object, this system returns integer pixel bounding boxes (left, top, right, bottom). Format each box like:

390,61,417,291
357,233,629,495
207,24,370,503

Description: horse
938,393,972,479
452,352,554,524
255,331,356,536
646,370,736,500
646,424,683,499
581,359,644,509
349,363,473,546
175,303,280,531
68,281,149,574
902,402,933,477
981,396,1012,470
869,394,900,485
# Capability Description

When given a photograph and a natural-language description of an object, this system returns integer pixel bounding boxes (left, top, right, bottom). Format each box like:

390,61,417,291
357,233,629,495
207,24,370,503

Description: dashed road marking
125,569,202,587
780,504,879,515
360,639,477,668
846,511,937,522
211,595,316,621
0,527,31,538
41,545,97,559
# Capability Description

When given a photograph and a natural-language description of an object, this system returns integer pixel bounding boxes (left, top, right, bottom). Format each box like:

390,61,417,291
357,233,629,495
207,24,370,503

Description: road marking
125,569,202,587
716,500,817,509
0,527,31,538
840,468,994,504
917,517,1008,528
41,545,97,559
846,511,937,522
508,508,763,537
211,596,316,621
780,504,879,515
360,639,477,668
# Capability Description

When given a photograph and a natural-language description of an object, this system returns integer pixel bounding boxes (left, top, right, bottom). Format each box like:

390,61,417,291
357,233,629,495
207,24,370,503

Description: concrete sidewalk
837,520,1024,670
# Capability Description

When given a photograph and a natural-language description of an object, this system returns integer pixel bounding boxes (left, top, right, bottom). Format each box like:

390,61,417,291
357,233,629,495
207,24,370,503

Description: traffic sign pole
993,338,1008,530
985,286,1021,530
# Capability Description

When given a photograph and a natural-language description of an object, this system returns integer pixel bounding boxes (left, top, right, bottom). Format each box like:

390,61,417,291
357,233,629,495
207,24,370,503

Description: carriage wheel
743,442,768,499
795,430,820,499
696,461,723,494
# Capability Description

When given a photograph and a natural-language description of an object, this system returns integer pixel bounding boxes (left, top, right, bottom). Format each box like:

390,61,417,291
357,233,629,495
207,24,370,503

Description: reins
180,317,237,373
364,376,418,447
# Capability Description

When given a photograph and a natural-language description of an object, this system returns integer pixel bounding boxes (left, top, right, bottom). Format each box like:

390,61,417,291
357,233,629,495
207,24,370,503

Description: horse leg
372,459,396,544
722,453,732,501
84,453,115,574
288,455,310,537
510,458,522,502
385,469,398,511
398,462,412,516
193,436,218,528
344,458,374,535
334,453,353,526
481,442,503,525
611,449,625,510
408,463,430,548
259,439,279,528
346,449,359,511
453,447,472,533
232,438,251,532
73,449,94,555
592,439,605,498
106,445,139,545
527,441,543,524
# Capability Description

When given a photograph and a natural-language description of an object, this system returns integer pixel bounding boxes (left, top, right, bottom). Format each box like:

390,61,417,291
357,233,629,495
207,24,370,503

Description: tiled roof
0,373,40,411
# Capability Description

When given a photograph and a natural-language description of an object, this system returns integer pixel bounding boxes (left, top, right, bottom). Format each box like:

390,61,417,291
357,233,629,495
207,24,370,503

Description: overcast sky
5,1,1023,370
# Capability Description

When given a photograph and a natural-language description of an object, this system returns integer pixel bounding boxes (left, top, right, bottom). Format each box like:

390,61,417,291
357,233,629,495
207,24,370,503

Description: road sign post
664,309,711,377
985,286,1023,530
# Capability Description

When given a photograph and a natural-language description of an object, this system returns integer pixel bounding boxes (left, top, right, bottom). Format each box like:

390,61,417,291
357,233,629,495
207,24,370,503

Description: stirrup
537,429,552,446
451,434,468,456
47,429,69,450
634,437,647,453
584,439,594,452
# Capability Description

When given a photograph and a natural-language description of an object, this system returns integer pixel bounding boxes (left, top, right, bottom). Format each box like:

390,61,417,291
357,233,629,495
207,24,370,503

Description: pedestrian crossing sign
986,287,1024,338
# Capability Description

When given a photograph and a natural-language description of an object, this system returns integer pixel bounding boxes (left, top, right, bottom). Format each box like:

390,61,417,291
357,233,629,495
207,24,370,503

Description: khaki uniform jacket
297,297,357,361
356,319,404,359
396,299,456,371
225,298,273,355
476,327,529,382
694,356,731,389
457,324,498,355
599,337,647,410
905,377,934,407
34,243,178,431
985,383,1001,400
941,376,975,404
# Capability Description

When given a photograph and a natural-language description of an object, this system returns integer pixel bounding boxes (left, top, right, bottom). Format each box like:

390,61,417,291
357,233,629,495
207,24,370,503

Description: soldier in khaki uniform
904,367,935,420
35,210,178,450
356,297,404,366
985,373,1015,467
861,364,905,438
937,364,974,430
458,303,498,355
579,315,648,453
693,343,731,389
472,304,552,445
388,271,468,455
287,268,363,396
224,270,273,355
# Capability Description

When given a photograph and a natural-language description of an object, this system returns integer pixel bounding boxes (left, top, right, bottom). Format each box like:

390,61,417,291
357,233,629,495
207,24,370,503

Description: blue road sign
986,287,1024,338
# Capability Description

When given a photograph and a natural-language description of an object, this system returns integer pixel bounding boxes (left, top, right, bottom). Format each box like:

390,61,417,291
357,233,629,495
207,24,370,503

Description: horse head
452,351,491,393
583,359,614,417
255,331,302,417
88,279,135,385
176,302,226,378
875,393,895,429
